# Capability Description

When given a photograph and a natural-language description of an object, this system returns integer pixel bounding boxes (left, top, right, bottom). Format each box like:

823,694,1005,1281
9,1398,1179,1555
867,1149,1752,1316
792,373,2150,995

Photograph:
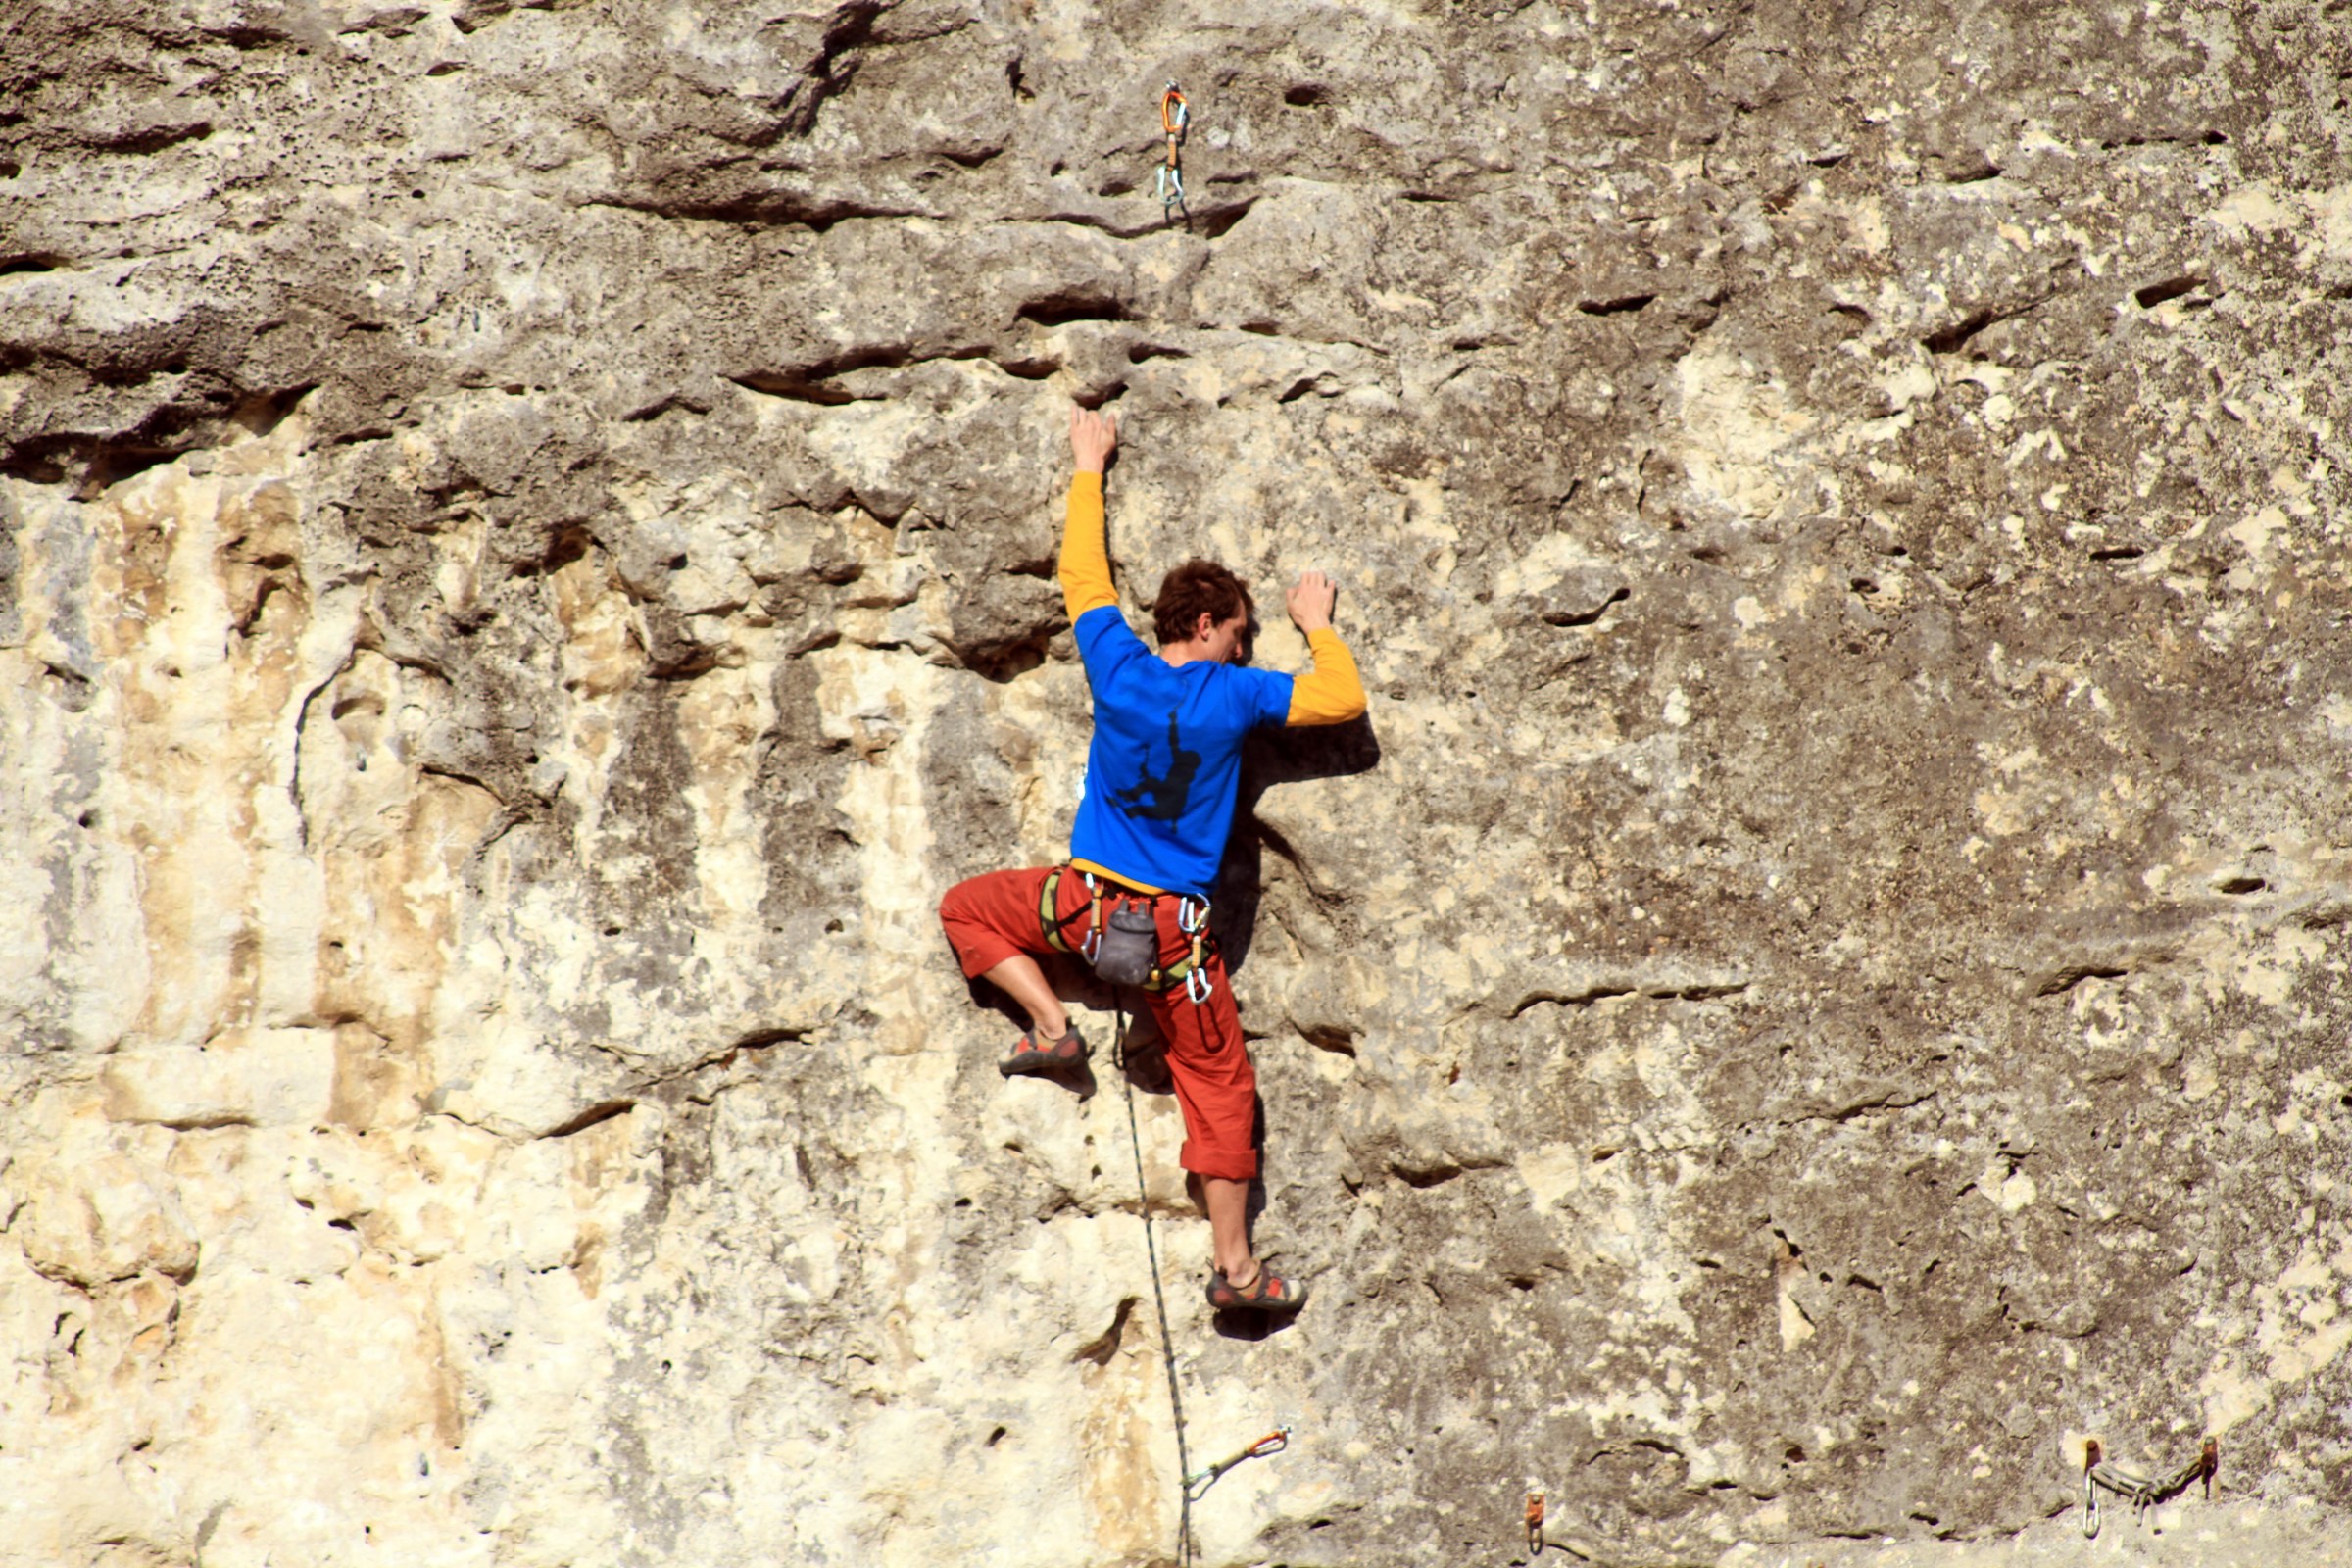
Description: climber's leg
940,865,1089,1042
975,953,1069,1043
1147,947,1256,1180
1146,920,1264,1281
1200,1173,1252,1281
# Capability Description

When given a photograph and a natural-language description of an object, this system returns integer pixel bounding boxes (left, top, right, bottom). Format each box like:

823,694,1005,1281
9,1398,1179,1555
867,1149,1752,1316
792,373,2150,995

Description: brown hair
1152,559,1253,647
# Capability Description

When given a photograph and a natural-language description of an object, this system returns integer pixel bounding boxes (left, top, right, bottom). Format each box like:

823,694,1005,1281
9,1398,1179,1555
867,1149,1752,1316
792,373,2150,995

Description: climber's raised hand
1069,404,1118,474
1286,570,1337,634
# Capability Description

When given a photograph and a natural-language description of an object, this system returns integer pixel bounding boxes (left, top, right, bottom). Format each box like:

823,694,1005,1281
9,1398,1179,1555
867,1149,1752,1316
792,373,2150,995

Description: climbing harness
1036,864,1093,954
1155,81,1189,222
2080,1435,2219,1538
1035,865,1215,1000
1183,1426,1291,1502
1525,1490,1546,1555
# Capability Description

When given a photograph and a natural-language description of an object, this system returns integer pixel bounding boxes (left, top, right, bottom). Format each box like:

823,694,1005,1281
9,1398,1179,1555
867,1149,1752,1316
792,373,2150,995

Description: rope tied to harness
1182,1424,1292,1502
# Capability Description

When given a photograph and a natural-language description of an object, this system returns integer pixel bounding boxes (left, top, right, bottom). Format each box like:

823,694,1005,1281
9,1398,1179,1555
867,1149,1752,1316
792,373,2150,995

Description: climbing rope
2080,1436,2219,1538
1113,1002,1197,1565
1112,996,1291,1564
1155,81,1189,223
1183,1425,1292,1502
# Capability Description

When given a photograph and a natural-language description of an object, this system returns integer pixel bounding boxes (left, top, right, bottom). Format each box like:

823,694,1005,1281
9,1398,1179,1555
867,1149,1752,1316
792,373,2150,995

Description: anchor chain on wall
2080,1435,2219,1539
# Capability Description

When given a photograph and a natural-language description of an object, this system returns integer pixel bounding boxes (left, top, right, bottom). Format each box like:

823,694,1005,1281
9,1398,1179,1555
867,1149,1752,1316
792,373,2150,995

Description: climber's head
1154,559,1255,663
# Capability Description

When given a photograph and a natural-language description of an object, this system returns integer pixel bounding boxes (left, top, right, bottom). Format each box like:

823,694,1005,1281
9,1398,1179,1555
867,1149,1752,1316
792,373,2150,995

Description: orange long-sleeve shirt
1058,472,1367,726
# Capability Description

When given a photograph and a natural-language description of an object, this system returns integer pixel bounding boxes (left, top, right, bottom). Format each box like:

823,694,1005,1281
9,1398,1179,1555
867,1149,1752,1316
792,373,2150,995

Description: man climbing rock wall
938,402,1364,1318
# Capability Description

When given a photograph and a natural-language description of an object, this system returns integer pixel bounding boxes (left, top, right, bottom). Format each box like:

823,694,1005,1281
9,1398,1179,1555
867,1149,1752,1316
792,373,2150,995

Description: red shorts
938,865,1258,1182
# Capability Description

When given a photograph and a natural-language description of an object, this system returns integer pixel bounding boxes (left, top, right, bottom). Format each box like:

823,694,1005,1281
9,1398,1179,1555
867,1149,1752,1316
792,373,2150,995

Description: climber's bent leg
940,866,1084,1039
976,954,1068,1041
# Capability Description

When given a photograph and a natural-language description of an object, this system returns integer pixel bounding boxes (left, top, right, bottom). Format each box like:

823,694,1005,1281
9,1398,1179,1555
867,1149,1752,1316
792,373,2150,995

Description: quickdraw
1182,1424,1290,1503
1176,892,1212,1003
1155,81,1189,220
1036,865,1214,1000
2080,1435,2218,1539
1525,1490,1545,1555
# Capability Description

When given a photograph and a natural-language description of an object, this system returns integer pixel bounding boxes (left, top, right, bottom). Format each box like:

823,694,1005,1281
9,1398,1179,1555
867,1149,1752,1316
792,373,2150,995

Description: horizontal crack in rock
1771,1086,1939,1128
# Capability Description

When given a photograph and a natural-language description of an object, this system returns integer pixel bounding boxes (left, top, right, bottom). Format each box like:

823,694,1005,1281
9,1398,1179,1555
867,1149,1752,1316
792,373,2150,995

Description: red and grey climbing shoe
1205,1262,1309,1313
998,1026,1087,1077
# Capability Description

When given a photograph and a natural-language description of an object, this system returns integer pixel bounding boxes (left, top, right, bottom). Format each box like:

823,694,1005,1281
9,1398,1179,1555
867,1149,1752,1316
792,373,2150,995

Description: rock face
6,2,2352,1564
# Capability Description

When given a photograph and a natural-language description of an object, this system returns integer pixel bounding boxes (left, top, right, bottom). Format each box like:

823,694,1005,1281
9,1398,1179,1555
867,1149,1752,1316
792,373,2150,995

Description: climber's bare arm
1059,406,1119,620
1285,568,1366,725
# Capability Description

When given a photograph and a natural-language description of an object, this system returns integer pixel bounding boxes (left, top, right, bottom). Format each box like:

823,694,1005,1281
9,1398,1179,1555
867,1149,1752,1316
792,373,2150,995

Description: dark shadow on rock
1216,712,1382,977
1113,1007,1175,1095
1209,1305,1300,1342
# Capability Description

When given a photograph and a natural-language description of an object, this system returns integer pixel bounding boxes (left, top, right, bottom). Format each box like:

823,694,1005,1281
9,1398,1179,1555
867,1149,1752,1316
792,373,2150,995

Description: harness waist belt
1036,864,1212,996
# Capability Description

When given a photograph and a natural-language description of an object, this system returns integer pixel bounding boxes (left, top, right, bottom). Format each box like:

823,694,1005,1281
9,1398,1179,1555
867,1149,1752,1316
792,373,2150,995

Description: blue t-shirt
1069,605,1294,899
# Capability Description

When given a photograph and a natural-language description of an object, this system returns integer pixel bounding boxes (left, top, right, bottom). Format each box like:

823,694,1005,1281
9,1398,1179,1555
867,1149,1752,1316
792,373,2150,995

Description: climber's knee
939,865,1058,980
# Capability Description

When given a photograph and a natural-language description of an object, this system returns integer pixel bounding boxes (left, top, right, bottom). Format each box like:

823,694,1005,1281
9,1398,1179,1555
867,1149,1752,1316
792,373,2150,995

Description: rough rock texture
6,2,2352,1564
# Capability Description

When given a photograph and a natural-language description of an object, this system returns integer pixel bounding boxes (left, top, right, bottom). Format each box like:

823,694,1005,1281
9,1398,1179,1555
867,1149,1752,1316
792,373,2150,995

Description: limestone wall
5,2,2352,1564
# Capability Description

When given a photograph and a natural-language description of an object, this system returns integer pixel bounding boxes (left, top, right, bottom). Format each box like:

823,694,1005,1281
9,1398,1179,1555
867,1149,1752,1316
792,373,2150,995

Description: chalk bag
1091,905,1160,987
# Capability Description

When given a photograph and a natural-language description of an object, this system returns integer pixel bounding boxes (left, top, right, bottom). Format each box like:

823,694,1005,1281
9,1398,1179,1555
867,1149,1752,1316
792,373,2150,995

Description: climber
938,403,1367,1314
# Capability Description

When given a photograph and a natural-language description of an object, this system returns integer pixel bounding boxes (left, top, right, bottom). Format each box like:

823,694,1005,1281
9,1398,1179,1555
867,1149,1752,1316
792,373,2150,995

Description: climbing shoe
1205,1262,1309,1314
998,1026,1087,1077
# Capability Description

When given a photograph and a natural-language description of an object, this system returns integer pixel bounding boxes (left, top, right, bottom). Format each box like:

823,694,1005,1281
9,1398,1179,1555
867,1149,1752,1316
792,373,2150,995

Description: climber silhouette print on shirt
1110,710,1201,823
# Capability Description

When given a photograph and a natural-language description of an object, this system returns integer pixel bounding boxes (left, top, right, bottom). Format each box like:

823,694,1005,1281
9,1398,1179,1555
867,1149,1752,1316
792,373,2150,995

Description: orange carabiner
1155,80,1190,217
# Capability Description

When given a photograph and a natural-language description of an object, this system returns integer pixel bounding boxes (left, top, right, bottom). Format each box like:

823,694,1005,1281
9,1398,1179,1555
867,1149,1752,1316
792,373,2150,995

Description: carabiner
1182,1422,1291,1501
1178,896,1209,935
2081,1439,2102,1539
1186,965,1213,1004
1161,82,1189,140
1157,80,1190,218
1080,872,1103,962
